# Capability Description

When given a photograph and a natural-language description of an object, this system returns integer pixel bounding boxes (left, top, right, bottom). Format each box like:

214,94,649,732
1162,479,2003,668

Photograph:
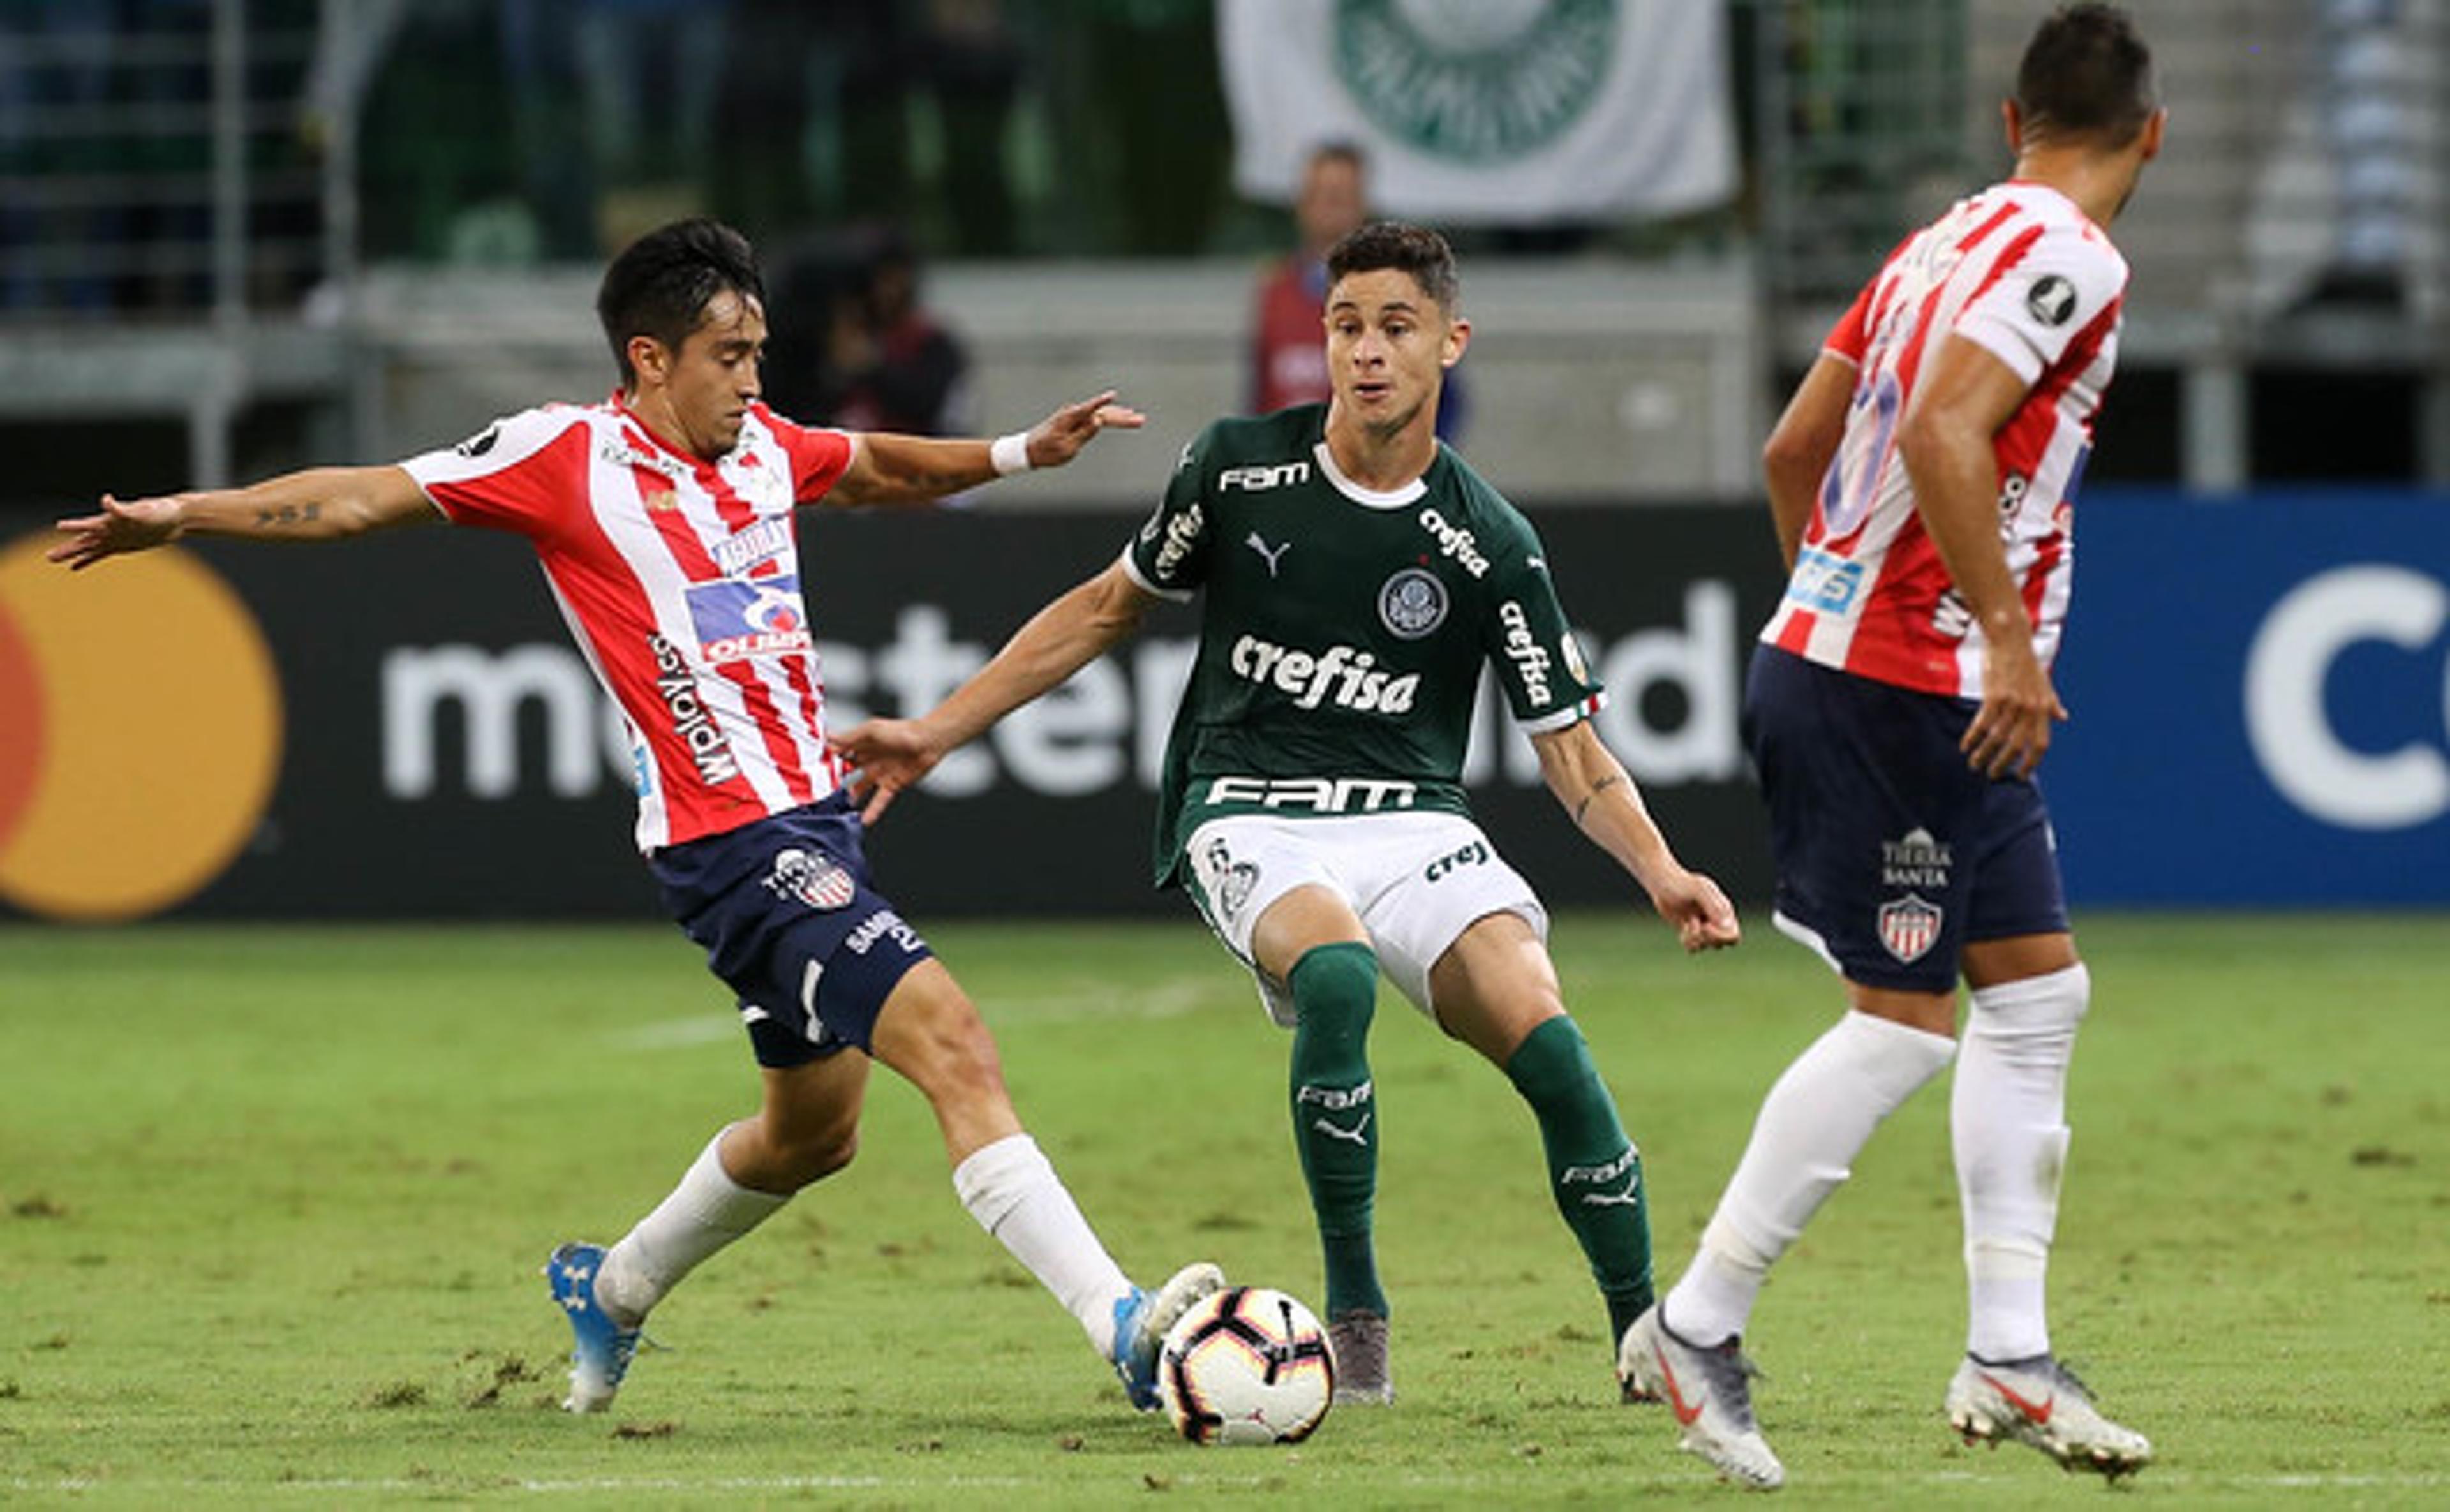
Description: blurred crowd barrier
0,1,2444,498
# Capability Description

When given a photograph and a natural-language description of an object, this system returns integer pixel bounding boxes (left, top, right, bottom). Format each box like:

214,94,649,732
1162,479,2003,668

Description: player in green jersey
835,222,1741,1405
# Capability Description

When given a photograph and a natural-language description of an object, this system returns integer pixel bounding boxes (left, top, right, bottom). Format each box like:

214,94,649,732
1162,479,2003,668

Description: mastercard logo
0,532,283,921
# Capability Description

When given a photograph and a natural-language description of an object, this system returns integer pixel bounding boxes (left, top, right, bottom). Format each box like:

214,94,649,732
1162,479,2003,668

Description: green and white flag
1220,0,1736,224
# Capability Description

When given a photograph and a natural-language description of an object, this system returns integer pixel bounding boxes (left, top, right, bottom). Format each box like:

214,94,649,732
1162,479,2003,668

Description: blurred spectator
765,225,973,437
1247,143,1464,438
1249,142,1365,417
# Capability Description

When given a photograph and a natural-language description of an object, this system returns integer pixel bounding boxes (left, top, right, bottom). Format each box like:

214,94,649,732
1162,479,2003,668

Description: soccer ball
1158,1285,1335,1446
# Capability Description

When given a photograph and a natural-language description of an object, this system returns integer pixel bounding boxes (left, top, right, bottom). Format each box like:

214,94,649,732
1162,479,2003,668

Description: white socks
953,1132,1134,1357
586,1128,1132,1356
1954,963,2088,1362
1666,1010,1957,1345
595,1129,787,1326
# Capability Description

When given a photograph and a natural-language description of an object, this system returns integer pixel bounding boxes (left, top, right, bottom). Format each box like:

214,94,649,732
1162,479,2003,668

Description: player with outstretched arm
835,221,1741,1409
51,218,1224,1418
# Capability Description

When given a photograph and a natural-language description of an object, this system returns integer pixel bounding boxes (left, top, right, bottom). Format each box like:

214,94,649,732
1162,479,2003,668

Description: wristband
990,431,1034,477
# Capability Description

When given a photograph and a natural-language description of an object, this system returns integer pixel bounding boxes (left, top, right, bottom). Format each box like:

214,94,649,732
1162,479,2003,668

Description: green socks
1287,942,1386,1320
1505,1015,1654,1345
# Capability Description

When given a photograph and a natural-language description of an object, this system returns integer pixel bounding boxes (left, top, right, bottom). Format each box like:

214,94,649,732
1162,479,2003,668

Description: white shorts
1182,810,1548,1028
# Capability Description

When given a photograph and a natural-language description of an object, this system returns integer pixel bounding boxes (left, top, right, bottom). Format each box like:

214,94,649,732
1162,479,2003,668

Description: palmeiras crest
1379,567,1448,639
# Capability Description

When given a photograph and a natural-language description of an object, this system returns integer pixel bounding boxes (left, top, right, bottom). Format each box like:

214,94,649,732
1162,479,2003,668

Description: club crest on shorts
1877,894,1943,965
1378,567,1448,639
765,847,856,910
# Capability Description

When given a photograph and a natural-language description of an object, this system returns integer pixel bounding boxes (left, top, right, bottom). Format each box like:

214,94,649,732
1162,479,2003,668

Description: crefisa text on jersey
1417,507,1490,577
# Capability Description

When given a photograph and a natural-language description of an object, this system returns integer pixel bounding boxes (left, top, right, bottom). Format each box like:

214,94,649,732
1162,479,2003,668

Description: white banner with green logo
1220,0,1737,225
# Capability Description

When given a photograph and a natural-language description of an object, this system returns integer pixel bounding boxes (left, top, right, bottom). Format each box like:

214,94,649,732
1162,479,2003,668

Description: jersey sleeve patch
1954,229,2125,384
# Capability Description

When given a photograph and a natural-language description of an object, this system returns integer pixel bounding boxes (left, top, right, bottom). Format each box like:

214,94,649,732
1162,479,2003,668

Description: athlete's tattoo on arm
254,502,323,530
1574,773,1624,826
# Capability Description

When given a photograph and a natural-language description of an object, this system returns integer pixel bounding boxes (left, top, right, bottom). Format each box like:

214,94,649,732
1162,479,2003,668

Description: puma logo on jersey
1220,461,1310,491
1229,634,1420,713
1245,532,1292,575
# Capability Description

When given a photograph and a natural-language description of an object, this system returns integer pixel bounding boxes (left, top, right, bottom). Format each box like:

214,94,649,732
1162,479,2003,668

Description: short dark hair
596,218,766,386
1307,140,1367,177
1325,221,1459,315
2016,3,2156,148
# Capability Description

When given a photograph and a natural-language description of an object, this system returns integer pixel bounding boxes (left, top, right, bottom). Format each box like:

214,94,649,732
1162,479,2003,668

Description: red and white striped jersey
401,397,856,852
1761,179,2128,698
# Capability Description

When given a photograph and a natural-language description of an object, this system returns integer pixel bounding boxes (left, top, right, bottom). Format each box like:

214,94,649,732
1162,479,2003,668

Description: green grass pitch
3,912,2446,1507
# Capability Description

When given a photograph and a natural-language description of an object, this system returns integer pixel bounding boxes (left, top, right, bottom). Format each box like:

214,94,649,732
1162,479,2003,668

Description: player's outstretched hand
831,716,947,825
48,493,185,570
1648,867,1742,954
1023,390,1145,470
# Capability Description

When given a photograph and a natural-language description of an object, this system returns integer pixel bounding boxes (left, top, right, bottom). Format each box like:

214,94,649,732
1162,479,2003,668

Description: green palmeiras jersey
1122,403,1606,886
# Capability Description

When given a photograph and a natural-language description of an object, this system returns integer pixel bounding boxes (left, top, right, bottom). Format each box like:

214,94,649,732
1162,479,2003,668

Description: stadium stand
0,1,2442,496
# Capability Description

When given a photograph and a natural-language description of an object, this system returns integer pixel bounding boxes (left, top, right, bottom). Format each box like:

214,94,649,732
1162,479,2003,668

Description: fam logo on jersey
1878,894,1943,965
1333,0,1614,163
685,574,812,665
455,422,501,458
765,847,856,910
1881,827,1953,891
1220,461,1310,491
1379,568,1448,639
2026,274,2078,327
1207,775,1421,813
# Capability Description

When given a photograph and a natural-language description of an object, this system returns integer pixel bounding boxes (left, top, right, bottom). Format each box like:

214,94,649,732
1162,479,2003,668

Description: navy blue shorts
651,793,935,1067
1744,645,2068,993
